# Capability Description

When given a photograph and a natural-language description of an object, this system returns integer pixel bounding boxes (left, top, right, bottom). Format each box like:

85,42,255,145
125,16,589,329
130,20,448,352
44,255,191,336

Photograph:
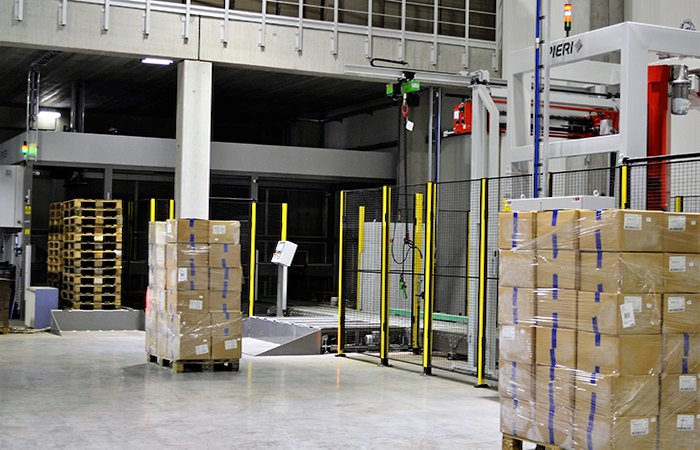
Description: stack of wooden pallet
59,199,123,310
47,202,63,289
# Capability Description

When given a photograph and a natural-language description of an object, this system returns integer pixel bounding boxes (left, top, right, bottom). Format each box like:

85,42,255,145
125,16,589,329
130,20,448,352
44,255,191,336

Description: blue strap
552,209,558,226
683,359,689,374
597,284,603,293
590,372,597,385
596,251,603,269
553,312,559,329
595,292,601,303
595,333,601,347
553,274,558,291
596,209,602,221
512,212,518,248
587,392,597,450
592,317,599,333
225,268,229,280
595,229,602,251
223,281,228,294
190,233,194,245
222,289,227,299
550,328,557,366
548,403,556,444
552,234,558,258
222,258,227,268
224,243,229,253
512,287,518,323
189,280,194,290
685,333,690,356
224,327,229,337
595,365,600,373
511,361,517,379
549,365,555,381
553,287,558,300
189,218,195,227
190,259,195,276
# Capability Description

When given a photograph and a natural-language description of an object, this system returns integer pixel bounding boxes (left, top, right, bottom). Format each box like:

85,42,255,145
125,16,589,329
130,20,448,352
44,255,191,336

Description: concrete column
175,60,212,220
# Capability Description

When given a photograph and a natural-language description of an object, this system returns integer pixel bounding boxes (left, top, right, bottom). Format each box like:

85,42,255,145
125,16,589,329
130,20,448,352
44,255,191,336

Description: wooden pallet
62,207,123,218
63,273,120,285
63,233,122,244
62,249,121,259
60,291,121,303
48,233,63,242
0,327,9,335
502,434,562,450
63,225,123,235
63,199,122,210
64,241,122,251
63,283,121,295
61,299,122,310
63,216,122,227
62,267,122,277
147,354,240,373
63,259,121,269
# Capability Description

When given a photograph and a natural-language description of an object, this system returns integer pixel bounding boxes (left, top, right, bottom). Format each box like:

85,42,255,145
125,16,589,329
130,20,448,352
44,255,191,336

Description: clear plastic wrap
497,208,700,449
208,244,242,269
166,219,209,244
208,220,241,244
166,243,210,267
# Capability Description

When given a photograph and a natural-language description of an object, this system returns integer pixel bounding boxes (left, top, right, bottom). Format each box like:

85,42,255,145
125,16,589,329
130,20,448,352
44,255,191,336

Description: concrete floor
0,331,502,449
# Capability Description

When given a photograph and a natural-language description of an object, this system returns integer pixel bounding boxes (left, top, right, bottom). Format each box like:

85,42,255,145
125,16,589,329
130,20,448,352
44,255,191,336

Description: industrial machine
271,240,297,317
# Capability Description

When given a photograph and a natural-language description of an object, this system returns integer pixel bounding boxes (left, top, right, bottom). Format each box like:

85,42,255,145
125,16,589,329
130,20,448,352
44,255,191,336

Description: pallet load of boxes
146,219,243,372
498,208,700,449
48,199,123,310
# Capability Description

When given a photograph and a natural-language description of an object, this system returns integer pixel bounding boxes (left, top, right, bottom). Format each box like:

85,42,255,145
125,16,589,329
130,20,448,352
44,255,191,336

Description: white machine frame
505,22,700,173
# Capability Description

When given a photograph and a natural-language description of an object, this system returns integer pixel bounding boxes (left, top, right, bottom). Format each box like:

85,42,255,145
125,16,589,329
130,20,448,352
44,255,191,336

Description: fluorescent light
141,58,174,66
37,111,61,119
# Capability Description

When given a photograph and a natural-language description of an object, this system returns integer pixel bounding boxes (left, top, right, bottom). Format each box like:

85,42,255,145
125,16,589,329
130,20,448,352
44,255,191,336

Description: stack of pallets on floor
47,202,63,288
146,219,243,372
60,199,123,310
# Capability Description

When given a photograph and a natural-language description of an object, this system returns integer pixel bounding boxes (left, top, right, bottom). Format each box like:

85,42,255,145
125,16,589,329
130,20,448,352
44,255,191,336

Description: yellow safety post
169,199,175,220
281,203,288,241
337,192,346,356
149,198,156,222
422,183,434,374
248,202,257,317
476,178,488,387
621,165,628,209
466,210,470,315
412,193,423,353
675,196,683,213
356,206,365,311
380,186,390,366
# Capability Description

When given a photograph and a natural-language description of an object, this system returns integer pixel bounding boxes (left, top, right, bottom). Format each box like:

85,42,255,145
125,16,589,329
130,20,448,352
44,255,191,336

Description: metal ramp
242,316,327,356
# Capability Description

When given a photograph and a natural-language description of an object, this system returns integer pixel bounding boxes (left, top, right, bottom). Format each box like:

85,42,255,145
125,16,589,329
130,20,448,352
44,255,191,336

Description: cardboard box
499,250,536,288
536,249,578,290
498,211,536,250
663,212,700,254
498,360,535,403
664,334,700,374
574,373,659,417
208,220,240,244
535,365,574,409
536,209,579,250
664,253,700,293
535,288,577,329
165,244,209,268
209,289,241,313
572,411,658,450
209,267,243,291
167,290,209,313
166,266,208,291
659,413,700,450
156,310,168,358
500,397,536,441
500,325,535,364
578,209,664,252
577,292,661,335
498,287,535,326
533,404,573,448
579,252,663,294
211,311,243,359
148,244,166,267
149,266,166,289
535,327,576,368
148,221,167,245
661,373,700,415
166,219,208,244
577,332,662,375
209,244,241,269
167,312,211,361
663,294,700,334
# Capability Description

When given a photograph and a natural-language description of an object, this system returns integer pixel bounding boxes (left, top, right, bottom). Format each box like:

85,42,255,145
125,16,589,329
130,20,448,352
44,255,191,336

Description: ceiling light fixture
37,110,62,119
141,58,174,66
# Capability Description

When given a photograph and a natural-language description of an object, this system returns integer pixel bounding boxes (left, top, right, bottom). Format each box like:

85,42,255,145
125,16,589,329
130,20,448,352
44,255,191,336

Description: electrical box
271,241,297,267
453,102,472,134
0,166,24,228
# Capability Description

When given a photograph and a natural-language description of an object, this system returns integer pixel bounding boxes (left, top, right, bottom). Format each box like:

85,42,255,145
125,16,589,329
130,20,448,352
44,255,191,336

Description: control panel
271,241,297,267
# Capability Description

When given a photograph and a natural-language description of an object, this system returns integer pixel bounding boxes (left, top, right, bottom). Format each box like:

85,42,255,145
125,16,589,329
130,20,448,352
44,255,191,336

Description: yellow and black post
675,196,683,213
380,186,391,366
169,199,175,220
248,202,257,317
281,203,288,241
356,206,365,311
422,183,435,375
149,198,156,222
621,165,629,209
337,191,346,357
412,193,423,354
475,178,489,387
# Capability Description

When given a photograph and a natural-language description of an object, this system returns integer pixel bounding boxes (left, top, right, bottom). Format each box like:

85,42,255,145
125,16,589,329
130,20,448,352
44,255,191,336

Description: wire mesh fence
627,156,700,213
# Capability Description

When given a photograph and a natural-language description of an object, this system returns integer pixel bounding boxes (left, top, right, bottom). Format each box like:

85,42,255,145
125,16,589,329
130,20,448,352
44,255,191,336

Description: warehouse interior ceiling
0,46,392,143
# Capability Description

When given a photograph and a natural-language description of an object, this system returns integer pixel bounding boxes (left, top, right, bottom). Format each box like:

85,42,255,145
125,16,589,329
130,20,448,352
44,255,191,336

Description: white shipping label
224,339,239,350
189,300,203,310
646,303,652,309
646,217,652,222
195,344,209,355
624,296,643,313
212,225,226,235
669,215,687,231
620,303,636,328
166,222,172,233
679,375,697,392
669,297,686,313
670,256,687,272
502,325,516,341
624,214,643,230
693,221,697,226
630,418,649,436
406,120,415,131
677,415,695,431
178,268,188,282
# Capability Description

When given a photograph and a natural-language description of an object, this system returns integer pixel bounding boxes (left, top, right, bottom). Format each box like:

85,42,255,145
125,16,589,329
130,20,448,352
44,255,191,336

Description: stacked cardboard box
146,219,243,365
497,209,698,449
